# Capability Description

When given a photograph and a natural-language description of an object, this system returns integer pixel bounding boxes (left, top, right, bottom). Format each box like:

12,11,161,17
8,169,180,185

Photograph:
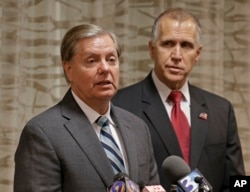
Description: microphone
162,155,213,192
141,185,166,192
108,172,140,192
178,169,212,192
108,172,126,192
170,184,184,192
139,181,166,192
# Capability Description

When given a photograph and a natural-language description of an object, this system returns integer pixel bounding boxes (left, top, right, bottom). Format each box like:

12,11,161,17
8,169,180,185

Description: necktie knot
168,91,183,103
96,116,109,127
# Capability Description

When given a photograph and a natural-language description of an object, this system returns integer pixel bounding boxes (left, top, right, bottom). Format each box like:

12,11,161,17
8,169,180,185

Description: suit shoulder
26,102,62,126
112,80,145,107
112,105,146,124
117,81,143,95
190,84,232,105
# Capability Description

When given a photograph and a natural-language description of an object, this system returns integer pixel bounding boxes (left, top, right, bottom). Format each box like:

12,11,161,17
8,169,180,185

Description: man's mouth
167,65,183,73
96,80,112,85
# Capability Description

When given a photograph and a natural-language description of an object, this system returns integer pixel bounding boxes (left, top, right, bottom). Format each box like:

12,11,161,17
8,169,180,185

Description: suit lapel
144,99,183,157
61,90,114,187
189,86,209,168
111,106,139,180
141,75,183,157
141,75,209,167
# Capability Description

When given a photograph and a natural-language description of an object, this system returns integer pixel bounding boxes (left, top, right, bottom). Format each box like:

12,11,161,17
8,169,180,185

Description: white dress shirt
71,90,129,173
151,70,191,126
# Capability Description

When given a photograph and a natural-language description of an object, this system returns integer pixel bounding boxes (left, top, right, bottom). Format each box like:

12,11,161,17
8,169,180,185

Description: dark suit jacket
112,72,245,192
14,89,159,192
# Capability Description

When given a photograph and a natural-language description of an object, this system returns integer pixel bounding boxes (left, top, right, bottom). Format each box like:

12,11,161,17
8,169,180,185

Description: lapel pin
199,112,207,120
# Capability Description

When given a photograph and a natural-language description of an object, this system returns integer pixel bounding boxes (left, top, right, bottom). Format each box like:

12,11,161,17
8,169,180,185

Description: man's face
64,34,119,107
149,17,202,90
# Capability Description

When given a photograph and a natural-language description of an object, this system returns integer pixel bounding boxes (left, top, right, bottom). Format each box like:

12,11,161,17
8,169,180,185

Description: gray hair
151,8,201,45
61,24,122,62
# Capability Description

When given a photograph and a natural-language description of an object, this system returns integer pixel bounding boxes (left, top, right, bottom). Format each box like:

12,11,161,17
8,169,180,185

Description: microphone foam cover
162,155,191,183
113,172,128,181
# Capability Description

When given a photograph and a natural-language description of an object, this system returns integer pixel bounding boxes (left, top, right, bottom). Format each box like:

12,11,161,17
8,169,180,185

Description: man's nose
98,60,109,73
171,45,182,59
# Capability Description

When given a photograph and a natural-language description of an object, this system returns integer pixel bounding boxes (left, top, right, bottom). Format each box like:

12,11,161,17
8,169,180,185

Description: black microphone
108,172,140,192
162,155,213,192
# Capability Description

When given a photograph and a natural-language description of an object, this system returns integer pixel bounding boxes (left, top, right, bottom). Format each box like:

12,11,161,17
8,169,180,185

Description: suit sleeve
223,103,245,190
14,122,62,192
147,123,160,184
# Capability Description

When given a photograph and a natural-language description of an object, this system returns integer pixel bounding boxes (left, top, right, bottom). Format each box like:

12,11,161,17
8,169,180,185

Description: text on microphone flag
142,185,166,192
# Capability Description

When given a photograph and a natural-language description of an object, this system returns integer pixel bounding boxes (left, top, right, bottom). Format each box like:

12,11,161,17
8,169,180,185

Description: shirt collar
151,70,190,104
71,90,113,124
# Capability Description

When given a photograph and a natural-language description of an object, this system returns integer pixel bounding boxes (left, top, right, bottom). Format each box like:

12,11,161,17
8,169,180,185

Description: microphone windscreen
109,180,126,192
162,155,191,184
113,172,128,181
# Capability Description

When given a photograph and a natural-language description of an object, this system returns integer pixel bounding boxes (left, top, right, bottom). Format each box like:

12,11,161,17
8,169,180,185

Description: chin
167,73,184,81
99,93,115,100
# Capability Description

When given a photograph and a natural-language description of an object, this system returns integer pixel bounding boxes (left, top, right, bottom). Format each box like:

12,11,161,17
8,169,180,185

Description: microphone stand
170,184,178,192
198,186,205,192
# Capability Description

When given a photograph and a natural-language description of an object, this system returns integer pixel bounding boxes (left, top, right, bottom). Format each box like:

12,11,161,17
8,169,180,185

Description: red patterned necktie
168,91,190,164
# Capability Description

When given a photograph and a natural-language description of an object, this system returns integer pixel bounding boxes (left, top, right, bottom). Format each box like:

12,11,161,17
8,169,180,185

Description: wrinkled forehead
159,16,197,29
158,17,200,43
161,18,196,33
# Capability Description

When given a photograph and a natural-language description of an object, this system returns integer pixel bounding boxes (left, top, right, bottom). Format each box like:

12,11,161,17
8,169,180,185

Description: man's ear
63,61,72,82
195,45,203,63
148,40,154,59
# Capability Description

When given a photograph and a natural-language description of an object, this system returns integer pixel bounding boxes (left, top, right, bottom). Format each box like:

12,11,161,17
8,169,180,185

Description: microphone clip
194,176,212,192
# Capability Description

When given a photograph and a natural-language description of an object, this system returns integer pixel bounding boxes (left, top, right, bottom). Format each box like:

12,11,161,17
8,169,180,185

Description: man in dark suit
14,24,159,192
112,8,245,191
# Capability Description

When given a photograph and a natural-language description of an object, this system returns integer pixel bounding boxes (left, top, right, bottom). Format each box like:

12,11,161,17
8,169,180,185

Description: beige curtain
1,0,250,191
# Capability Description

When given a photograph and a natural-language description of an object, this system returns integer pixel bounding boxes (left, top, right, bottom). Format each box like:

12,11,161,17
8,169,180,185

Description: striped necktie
96,116,126,174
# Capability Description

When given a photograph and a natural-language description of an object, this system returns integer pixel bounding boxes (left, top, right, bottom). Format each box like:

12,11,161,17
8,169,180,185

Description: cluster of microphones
108,155,213,192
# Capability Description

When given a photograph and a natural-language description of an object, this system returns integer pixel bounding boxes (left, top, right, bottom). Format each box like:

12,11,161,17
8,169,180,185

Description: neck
87,100,110,115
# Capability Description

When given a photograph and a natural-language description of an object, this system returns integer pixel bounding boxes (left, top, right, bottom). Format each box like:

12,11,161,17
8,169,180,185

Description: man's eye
182,42,194,49
162,41,174,47
107,57,117,64
87,59,96,64
109,58,116,62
